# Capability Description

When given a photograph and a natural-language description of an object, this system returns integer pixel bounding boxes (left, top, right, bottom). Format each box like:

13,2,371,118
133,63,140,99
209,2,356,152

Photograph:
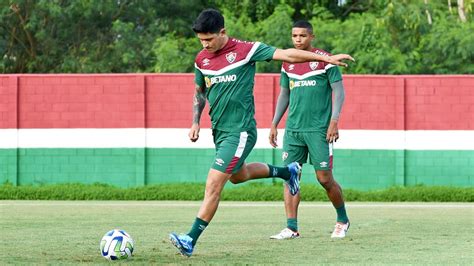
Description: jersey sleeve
280,66,289,89
250,42,277,62
194,64,205,87
326,65,343,84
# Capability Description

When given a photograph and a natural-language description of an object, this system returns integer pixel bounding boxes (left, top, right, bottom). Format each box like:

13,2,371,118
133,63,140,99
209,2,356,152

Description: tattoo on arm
193,85,206,124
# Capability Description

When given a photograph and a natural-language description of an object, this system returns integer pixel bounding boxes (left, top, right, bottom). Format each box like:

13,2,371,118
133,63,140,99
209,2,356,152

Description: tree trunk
458,0,467,22
424,0,432,25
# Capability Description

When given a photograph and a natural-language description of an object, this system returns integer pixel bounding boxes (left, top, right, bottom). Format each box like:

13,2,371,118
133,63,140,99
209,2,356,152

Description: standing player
269,20,350,240
169,10,354,257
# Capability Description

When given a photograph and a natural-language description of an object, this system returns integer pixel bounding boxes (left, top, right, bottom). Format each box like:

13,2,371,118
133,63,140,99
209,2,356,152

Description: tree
1,0,472,74
0,0,210,73
255,3,294,73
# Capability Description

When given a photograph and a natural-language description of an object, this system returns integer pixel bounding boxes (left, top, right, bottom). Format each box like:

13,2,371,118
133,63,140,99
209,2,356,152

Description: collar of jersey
282,64,336,80
195,42,261,76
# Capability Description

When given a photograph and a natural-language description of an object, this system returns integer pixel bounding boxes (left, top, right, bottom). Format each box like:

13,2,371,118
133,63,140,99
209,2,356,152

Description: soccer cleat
287,162,301,196
270,228,300,240
331,221,350,238
169,233,194,257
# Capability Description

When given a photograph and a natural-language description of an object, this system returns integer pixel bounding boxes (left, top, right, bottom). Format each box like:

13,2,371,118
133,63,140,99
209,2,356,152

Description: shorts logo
309,62,319,70
215,158,224,166
226,52,237,63
282,151,288,161
288,64,295,71
320,161,328,167
203,58,210,66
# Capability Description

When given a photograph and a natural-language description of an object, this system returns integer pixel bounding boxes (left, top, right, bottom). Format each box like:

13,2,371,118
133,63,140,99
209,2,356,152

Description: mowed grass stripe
0,201,472,264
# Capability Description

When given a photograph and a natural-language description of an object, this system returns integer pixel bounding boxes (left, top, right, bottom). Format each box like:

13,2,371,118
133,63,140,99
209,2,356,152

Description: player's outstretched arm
189,84,206,142
273,48,355,67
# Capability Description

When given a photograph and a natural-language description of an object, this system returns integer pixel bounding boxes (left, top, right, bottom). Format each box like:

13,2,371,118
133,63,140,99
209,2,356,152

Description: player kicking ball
169,10,354,257
269,20,350,240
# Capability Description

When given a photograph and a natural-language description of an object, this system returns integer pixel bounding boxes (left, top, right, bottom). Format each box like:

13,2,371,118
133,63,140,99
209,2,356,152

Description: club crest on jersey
202,58,210,66
226,52,237,63
310,62,319,70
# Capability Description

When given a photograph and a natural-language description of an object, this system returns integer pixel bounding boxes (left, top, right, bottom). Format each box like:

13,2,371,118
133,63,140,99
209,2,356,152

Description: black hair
192,9,225,34
292,20,313,35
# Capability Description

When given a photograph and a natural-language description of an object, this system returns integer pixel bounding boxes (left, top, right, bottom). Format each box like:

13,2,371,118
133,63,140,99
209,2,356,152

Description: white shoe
270,228,300,240
331,222,350,238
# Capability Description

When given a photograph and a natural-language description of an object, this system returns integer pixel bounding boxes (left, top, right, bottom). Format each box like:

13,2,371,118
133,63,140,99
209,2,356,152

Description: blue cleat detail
287,162,301,196
169,233,194,257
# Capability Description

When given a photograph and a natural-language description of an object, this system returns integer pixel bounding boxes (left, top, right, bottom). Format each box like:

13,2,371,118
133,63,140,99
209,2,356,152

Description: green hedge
1,183,472,202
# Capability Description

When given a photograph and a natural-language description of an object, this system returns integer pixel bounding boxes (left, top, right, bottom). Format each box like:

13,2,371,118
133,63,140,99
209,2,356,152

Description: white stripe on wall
143,129,474,150
0,129,17,148
14,129,146,148
0,128,473,150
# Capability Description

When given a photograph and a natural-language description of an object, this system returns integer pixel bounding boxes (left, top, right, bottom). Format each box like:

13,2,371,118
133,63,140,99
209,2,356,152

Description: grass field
1,201,473,264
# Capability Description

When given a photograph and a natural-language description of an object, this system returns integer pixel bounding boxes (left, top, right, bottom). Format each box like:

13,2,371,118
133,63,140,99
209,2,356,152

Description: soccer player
269,20,350,240
169,9,354,257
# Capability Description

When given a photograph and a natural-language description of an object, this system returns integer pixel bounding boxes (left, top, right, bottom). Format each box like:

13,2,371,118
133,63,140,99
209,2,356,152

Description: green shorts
282,130,333,171
211,128,257,174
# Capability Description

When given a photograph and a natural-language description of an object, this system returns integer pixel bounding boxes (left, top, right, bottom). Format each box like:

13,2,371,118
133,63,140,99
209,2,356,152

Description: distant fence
0,74,473,189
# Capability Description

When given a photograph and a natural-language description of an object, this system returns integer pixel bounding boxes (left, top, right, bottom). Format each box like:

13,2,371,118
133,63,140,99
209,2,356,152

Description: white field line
0,201,472,208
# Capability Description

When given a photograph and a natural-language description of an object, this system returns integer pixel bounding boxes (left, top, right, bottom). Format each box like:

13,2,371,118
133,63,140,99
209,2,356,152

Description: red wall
0,74,472,130
0,76,17,129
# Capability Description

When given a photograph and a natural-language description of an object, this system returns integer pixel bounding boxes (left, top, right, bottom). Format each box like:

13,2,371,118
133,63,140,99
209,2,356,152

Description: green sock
336,204,349,223
187,217,209,245
267,164,291,181
287,218,298,232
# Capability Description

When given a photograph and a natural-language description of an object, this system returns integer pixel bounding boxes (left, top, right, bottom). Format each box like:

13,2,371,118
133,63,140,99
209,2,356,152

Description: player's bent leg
229,162,296,184
229,162,268,184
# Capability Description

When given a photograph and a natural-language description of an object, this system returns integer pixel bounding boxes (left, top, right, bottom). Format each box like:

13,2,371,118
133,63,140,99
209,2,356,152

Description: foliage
0,0,472,74
0,0,209,73
1,182,472,202
255,3,294,73
417,16,474,74
152,33,200,73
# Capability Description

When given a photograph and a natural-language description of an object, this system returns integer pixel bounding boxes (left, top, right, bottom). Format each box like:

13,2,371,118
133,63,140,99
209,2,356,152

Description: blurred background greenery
1,0,472,74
